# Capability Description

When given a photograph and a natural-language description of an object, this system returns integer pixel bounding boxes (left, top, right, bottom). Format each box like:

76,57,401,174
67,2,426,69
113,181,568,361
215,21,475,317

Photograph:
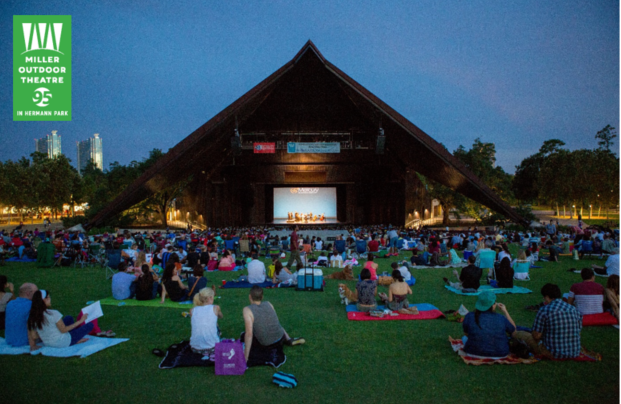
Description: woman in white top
330,250,343,268
27,290,94,351
190,287,222,354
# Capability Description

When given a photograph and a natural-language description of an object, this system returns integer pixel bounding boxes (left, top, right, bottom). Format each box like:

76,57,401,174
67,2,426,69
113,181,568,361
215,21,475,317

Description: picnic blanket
6,256,37,262
158,340,215,369
444,284,532,296
449,337,601,364
583,312,619,326
100,296,193,308
221,280,276,289
449,337,539,365
346,303,444,321
0,336,128,358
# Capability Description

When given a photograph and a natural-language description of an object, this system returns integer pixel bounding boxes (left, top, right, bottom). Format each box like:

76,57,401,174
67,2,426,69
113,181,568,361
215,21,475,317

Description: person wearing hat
462,291,516,357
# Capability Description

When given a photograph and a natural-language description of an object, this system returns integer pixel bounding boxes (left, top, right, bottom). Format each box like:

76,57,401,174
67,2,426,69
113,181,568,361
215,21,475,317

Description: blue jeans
62,316,95,345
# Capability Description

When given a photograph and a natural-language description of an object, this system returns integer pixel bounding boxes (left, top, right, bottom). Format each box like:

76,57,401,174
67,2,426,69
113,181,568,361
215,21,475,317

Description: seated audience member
604,274,619,318
561,238,571,254
462,291,516,357
367,235,379,253
121,244,139,264
0,276,15,329
112,262,136,300
316,252,328,266
5,283,38,346
512,250,531,280
379,270,418,314
363,254,378,280
495,257,514,288
444,255,481,292
160,263,189,303
187,265,208,300
185,247,200,268
356,268,378,312
540,240,560,262
592,248,620,276
135,264,159,301
247,251,267,284
27,290,94,351
272,260,296,286
190,287,222,354
410,250,428,266
601,234,617,254
314,237,323,251
330,250,343,268
241,286,304,366
497,244,511,262
514,283,582,359
567,268,604,315
175,245,188,264
218,249,235,269
394,261,411,282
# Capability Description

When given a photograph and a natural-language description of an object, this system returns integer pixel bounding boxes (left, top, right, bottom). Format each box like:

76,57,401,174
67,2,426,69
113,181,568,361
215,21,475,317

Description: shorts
390,237,398,248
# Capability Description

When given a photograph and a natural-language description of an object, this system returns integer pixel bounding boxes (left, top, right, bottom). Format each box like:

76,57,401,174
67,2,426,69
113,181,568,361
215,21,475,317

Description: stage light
376,126,385,155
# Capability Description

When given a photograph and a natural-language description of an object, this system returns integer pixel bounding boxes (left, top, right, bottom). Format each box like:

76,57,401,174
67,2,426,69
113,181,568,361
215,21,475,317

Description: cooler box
296,268,324,291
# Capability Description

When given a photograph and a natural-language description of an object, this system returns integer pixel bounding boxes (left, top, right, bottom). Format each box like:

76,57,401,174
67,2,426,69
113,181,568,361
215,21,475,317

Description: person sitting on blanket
241,286,305,366
604,275,619,318
393,261,411,282
0,276,15,330
160,263,189,303
218,249,235,270
539,240,560,262
363,254,378,280
112,262,137,300
601,234,617,255
187,265,207,300
27,290,94,352
410,250,427,266
462,291,516,357
190,287,222,355
443,255,481,293
5,282,38,347
356,268,378,312
272,260,296,286
247,251,267,284
514,283,582,359
379,270,418,314
135,264,159,301
592,248,620,276
567,268,604,315
330,250,343,268
494,257,514,289
121,244,139,265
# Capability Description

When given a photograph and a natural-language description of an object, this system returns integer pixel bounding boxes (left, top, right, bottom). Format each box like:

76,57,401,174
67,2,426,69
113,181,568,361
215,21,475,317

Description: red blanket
347,309,444,321
582,312,618,326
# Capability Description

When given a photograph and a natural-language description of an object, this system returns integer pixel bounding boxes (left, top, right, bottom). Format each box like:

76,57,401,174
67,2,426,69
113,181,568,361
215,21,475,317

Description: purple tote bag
215,340,246,376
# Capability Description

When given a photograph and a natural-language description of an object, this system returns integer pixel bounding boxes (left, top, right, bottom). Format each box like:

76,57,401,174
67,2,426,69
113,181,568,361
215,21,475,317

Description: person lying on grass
241,286,304,366
462,291,516,357
190,287,222,355
379,270,418,315
27,290,94,351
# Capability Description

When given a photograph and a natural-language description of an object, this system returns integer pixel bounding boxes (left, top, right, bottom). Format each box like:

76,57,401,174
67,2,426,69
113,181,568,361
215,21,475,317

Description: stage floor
273,218,339,224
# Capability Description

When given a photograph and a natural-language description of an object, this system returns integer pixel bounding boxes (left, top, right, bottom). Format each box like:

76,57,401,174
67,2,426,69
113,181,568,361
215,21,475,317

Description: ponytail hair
27,290,49,330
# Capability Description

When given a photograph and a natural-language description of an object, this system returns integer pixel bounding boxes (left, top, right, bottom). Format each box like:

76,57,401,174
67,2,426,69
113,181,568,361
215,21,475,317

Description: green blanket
99,296,193,309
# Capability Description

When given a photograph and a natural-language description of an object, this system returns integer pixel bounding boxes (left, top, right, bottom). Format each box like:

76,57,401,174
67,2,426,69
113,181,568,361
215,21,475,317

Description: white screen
273,187,337,220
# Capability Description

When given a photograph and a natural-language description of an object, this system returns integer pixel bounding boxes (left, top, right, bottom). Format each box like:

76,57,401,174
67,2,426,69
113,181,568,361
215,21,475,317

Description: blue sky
1,0,618,173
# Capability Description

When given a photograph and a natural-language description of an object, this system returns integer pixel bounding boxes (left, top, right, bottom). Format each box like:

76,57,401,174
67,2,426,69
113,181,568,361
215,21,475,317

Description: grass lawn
1,249,619,404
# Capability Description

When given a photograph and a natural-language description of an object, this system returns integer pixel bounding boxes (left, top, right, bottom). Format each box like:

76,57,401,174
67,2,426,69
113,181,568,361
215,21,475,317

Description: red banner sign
253,143,275,153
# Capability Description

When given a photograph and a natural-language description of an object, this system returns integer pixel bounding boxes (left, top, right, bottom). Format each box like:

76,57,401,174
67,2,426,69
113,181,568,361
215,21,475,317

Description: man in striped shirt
567,268,604,315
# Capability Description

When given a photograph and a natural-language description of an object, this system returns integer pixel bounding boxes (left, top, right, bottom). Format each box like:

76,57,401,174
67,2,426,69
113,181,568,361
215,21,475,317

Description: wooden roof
88,40,524,228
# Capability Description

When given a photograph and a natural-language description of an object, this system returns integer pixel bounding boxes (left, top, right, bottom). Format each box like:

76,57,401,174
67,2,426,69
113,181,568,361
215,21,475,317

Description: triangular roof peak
292,40,327,64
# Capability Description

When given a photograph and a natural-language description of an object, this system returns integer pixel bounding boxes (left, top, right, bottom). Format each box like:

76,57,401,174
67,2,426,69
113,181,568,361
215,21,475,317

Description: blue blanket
221,280,276,289
0,336,129,358
444,284,532,296
6,256,37,262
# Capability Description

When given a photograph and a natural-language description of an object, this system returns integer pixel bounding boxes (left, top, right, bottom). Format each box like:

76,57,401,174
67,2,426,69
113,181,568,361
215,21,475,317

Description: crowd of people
0,221,619,363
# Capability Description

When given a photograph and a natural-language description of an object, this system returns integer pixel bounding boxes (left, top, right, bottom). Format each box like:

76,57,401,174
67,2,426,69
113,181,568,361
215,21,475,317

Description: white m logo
22,23,63,54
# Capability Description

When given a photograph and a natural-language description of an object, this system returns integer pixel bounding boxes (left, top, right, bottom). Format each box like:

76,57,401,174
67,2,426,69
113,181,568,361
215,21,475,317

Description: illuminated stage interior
273,187,338,224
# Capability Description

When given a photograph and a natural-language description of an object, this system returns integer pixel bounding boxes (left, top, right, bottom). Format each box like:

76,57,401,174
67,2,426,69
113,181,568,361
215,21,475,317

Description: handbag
214,339,246,376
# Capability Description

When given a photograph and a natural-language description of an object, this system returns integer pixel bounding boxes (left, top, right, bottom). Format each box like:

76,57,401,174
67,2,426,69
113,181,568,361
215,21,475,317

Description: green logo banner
13,15,71,121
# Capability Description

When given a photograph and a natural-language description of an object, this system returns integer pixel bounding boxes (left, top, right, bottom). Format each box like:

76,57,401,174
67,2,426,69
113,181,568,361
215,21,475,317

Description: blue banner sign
287,142,340,153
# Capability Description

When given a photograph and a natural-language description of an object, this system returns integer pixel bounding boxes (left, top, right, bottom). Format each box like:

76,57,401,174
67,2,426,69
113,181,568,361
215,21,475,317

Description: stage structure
88,41,525,228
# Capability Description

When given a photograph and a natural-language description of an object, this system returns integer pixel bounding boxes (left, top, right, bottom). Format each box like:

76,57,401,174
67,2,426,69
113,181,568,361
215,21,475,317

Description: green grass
1,249,619,404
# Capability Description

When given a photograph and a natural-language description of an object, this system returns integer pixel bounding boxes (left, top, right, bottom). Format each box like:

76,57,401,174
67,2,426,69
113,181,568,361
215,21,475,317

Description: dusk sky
1,0,618,173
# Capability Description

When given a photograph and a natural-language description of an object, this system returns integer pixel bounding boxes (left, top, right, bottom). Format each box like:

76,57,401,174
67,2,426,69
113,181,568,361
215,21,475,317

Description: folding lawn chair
105,249,122,279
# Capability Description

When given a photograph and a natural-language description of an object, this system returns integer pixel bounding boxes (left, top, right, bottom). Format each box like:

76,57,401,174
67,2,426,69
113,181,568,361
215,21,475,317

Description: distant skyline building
77,133,103,174
34,130,62,158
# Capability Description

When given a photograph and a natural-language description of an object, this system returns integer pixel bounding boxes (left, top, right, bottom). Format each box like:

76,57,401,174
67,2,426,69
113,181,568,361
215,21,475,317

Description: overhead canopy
88,40,524,228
